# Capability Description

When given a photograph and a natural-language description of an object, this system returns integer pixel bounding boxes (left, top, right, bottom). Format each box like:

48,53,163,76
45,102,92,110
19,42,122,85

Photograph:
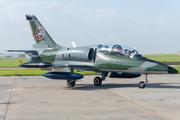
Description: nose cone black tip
168,67,178,74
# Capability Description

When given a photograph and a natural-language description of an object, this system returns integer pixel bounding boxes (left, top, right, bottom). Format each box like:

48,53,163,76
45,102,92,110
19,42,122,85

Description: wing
41,62,98,72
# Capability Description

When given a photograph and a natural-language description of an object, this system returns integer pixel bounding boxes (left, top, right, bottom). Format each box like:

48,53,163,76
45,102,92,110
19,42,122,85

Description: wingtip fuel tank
43,72,84,80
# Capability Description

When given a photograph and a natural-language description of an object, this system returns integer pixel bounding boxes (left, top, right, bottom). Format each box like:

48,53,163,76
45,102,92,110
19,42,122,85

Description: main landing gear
94,77,102,86
138,74,149,89
67,80,76,87
94,73,106,86
67,68,76,88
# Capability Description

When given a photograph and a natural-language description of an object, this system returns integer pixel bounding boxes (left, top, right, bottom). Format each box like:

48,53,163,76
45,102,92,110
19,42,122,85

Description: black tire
94,77,102,86
67,80,75,87
138,81,146,89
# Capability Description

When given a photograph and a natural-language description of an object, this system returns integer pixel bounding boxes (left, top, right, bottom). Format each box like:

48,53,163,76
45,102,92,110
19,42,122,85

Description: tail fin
26,15,62,49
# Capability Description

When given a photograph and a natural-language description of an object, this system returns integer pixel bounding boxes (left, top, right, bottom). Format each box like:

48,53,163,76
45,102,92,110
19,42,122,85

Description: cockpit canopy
97,44,143,58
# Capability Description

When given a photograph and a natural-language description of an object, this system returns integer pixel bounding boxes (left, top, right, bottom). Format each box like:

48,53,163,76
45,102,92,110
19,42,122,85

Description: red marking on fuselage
95,53,101,61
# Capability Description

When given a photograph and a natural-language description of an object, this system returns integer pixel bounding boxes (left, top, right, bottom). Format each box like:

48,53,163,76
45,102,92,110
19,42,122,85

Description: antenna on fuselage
72,42,76,48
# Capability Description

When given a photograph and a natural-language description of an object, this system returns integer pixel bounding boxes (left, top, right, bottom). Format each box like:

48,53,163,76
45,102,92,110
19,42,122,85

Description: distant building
18,54,25,57
0,53,25,58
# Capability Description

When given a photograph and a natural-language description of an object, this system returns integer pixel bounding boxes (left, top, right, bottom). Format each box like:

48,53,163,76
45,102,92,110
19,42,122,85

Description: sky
0,0,180,54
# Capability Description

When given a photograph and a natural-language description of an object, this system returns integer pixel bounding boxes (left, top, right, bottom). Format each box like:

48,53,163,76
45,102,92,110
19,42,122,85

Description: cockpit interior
97,44,143,58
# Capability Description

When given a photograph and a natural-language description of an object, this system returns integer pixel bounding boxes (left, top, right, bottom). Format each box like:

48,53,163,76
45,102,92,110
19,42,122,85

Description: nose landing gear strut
138,74,148,89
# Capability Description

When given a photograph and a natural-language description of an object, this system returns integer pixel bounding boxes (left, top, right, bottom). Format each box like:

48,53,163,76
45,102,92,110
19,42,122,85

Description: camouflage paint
95,53,169,73
40,49,60,63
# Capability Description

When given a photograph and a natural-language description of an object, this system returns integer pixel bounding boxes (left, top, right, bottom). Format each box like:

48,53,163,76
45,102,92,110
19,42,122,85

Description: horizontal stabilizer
7,50,37,53
19,62,52,68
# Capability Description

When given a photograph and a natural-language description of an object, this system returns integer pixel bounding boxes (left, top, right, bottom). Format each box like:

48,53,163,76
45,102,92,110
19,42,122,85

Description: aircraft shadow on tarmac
68,83,180,90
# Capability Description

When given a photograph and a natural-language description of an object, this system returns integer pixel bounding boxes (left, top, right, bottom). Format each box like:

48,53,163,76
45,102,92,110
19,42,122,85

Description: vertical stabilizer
26,15,61,49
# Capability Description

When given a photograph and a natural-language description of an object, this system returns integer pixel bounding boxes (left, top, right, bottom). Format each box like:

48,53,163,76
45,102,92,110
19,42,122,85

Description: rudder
26,15,61,49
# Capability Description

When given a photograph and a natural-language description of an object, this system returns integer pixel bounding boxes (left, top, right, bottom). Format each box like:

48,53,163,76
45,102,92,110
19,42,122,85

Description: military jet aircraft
8,15,178,89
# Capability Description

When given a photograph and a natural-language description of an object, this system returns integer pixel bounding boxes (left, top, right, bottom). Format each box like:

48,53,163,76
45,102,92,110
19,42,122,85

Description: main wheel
94,77,102,86
67,80,75,87
138,81,146,89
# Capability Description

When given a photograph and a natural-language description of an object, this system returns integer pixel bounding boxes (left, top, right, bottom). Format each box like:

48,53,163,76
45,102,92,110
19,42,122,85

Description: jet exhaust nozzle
19,62,52,68
43,72,84,80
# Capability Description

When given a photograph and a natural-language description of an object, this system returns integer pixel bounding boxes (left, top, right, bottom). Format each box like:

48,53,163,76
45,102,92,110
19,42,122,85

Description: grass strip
143,54,180,62
172,66,180,74
0,69,98,76
0,57,28,68
0,69,47,76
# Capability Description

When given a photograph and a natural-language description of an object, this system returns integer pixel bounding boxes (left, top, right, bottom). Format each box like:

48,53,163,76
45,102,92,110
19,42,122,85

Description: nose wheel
138,81,146,88
93,73,106,86
138,74,148,89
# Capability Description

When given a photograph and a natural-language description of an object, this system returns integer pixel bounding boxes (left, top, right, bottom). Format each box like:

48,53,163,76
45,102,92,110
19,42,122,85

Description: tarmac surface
0,75,180,120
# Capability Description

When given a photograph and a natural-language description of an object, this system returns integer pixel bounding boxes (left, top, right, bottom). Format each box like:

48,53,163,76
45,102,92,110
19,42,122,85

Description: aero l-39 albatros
8,15,178,89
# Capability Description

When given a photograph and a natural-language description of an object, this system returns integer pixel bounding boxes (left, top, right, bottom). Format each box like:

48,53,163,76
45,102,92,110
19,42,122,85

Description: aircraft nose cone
168,67,178,74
